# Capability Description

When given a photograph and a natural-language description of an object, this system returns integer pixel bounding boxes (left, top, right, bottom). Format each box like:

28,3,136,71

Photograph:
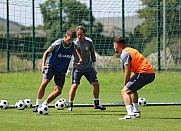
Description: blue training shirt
48,38,79,73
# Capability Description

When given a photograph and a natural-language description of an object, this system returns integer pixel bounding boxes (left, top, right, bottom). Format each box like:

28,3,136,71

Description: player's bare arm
91,51,96,62
124,64,131,86
130,73,136,80
90,45,96,62
41,49,51,73
76,47,83,65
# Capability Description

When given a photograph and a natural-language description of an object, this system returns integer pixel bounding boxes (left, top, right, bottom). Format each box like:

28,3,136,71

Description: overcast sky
0,0,142,26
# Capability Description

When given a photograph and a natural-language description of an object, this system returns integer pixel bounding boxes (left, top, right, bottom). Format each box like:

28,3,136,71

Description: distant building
0,18,46,38
96,16,144,37
0,18,22,31
0,30,46,38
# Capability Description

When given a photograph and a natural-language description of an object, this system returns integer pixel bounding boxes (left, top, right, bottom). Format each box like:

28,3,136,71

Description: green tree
128,0,180,57
137,0,180,44
40,0,103,48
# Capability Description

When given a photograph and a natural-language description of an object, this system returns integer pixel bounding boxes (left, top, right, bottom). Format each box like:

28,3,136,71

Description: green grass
0,106,181,131
0,71,180,104
0,71,181,130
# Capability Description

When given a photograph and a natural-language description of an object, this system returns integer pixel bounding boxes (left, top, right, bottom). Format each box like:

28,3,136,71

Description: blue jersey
48,38,78,73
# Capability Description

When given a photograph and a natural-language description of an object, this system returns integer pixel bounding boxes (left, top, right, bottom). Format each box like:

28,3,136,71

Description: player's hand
92,62,98,73
66,69,71,78
94,65,98,73
74,59,82,66
79,59,82,65
41,65,49,73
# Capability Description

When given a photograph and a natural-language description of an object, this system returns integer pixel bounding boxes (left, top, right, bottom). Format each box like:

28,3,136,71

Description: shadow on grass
157,117,181,120
145,117,181,120
49,110,126,116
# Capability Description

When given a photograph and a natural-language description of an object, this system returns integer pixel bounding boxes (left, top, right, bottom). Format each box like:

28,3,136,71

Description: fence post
32,0,36,70
59,0,63,37
6,0,10,72
157,0,161,71
89,0,93,37
122,0,125,70
122,0,125,39
163,0,167,70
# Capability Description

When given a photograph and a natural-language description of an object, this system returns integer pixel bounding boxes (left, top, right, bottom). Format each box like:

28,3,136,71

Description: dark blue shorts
43,66,65,88
72,67,98,85
126,73,155,92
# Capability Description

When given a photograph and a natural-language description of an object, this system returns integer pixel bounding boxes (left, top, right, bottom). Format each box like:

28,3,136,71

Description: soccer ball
138,97,147,106
38,104,49,115
61,98,68,107
24,99,33,108
55,98,67,110
15,100,25,110
0,100,9,109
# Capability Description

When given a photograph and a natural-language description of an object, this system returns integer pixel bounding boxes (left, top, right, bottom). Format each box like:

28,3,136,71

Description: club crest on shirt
85,46,89,51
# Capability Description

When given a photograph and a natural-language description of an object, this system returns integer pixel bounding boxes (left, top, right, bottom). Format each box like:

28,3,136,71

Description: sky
0,0,142,26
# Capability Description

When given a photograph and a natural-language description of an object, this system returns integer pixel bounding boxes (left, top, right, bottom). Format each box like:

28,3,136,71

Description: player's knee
54,86,62,95
121,89,125,95
121,88,132,95
92,82,99,88
55,89,61,96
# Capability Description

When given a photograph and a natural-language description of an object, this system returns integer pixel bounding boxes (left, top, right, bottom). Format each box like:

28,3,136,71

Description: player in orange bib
113,36,155,120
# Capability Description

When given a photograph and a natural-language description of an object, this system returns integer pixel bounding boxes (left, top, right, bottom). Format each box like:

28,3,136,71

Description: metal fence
0,0,180,72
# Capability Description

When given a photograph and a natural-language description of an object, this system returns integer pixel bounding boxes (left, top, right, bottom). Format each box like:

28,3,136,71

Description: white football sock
69,100,73,103
126,105,134,115
132,103,139,112
42,101,48,106
36,99,41,106
94,98,99,100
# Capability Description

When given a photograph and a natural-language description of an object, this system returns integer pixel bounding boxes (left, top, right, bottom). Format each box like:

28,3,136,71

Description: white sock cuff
94,98,99,101
126,105,134,115
42,101,48,106
132,103,138,106
36,99,41,105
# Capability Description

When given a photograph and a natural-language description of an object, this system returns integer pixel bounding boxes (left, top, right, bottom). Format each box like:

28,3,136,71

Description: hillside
0,18,22,32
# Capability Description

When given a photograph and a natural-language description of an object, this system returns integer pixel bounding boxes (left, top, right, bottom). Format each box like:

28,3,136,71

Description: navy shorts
72,67,98,85
126,73,155,92
43,66,65,88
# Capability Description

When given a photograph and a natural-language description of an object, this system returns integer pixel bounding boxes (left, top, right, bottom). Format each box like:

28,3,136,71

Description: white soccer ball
61,98,68,107
0,100,9,109
138,97,147,106
38,104,49,115
24,99,33,108
55,98,67,110
15,100,26,110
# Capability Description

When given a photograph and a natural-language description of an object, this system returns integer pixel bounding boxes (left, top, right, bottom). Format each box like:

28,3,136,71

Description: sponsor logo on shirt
58,53,72,58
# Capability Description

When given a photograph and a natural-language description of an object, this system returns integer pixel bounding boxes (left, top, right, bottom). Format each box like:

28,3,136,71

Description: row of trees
134,0,180,58
39,0,180,58
1,0,180,72
1,0,179,59
40,0,104,50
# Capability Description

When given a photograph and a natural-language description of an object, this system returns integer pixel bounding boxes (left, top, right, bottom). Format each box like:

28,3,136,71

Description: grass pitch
0,71,181,130
0,106,181,131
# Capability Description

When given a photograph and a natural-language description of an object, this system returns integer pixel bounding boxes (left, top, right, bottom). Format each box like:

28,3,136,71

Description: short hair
66,29,76,38
76,25,85,33
113,36,125,44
